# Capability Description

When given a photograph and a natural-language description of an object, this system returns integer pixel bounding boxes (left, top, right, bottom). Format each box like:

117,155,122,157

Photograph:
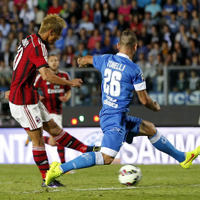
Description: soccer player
25,54,72,164
7,14,98,188
45,29,200,185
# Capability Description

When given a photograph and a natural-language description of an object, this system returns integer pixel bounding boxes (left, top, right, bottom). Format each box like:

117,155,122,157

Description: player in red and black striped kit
26,54,72,164
7,14,100,188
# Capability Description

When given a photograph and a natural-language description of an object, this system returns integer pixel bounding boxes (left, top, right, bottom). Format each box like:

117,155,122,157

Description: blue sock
60,152,96,173
149,131,185,162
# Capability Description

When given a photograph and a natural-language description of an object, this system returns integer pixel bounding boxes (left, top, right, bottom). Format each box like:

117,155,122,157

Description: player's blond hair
39,14,66,35
119,29,137,49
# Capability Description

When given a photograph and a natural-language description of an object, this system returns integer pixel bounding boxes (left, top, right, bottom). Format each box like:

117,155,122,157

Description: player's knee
44,119,62,136
141,120,156,136
102,154,114,165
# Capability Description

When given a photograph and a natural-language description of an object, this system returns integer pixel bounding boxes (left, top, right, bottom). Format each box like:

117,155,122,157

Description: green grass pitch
0,164,200,200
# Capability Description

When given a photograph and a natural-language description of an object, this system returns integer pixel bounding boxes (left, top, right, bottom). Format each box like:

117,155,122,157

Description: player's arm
38,67,83,87
77,55,93,67
136,90,160,112
59,90,71,102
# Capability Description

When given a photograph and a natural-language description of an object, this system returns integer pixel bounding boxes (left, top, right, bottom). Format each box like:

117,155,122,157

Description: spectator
68,15,79,34
59,2,70,21
130,0,140,15
14,0,27,11
143,52,157,91
136,52,146,71
173,41,186,65
77,28,89,45
87,29,101,50
93,1,102,26
188,70,200,91
79,15,94,34
117,14,129,32
138,26,152,45
175,24,190,48
160,40,169,61
38,0,48,12
68,0,82,21
191,54,199,67
148,41,161,60
48,0,62,14
162,24,173,49
19,4,35,28
136,39,149,60
91,41,104,56
75,42,88,57
191,10,200,31
153,68,164,92
0,18,10,37
65,28,78,49
65,45,75,68
34,6,45,27
179,11,191,30
129,14,142,35
118,0,132,22
187,38,199,58
143,12,155,34
162,0,178,20
166,12,180,34
106,11,118,34
150,25,161,43
144,0,162,19
173,71,189,92
82,2,94,22
101,2,112,24
108,0,121,12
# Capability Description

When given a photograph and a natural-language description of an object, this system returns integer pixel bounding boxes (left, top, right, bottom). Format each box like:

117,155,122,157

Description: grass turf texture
0,164,200,200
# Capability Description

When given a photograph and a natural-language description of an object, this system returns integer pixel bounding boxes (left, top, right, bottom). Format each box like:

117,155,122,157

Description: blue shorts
100,112,142,157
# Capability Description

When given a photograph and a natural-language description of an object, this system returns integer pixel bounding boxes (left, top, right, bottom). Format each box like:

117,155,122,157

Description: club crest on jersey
35,116,41,123
141,73,145,81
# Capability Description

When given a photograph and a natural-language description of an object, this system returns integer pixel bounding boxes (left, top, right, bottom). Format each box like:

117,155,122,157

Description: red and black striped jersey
34,71,71,114
9,34,49,105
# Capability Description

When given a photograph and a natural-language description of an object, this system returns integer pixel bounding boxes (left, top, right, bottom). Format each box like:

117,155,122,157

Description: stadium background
0,0,200,165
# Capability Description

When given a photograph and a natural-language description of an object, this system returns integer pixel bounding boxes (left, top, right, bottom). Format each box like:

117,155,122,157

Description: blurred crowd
0,0,200,106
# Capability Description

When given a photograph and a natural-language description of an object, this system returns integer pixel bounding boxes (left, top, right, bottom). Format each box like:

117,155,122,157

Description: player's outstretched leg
45,151,104,186
149,131,186,162
180,146,200,169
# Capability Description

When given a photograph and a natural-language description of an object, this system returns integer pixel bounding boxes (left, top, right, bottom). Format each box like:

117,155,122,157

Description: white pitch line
74,184,200,191
5,184,200,194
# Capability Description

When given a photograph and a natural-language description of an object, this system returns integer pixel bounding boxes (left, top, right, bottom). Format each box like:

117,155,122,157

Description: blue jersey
93,53,146,116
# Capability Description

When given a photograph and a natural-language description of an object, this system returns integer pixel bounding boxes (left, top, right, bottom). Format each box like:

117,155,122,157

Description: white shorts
9,101,52,130
50,113,62,128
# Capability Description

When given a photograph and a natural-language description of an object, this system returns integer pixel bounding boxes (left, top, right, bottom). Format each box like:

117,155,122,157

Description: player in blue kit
45,29,200,185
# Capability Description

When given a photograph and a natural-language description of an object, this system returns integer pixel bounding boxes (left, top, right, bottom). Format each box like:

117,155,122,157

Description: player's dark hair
120,29,137,48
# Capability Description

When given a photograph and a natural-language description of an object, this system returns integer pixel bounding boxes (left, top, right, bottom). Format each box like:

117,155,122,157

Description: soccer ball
118,165,142,186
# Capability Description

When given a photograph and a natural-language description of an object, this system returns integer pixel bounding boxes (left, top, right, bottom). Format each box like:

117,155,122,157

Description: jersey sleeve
132,66,146,91
29,44,49,69
93,55,107,71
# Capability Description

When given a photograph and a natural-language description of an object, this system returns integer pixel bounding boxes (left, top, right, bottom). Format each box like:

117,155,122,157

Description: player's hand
77,57,87,68
39,95,45,101
59,96,69,102
69,79,83,87
5,90,10,99
154,102,161,112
